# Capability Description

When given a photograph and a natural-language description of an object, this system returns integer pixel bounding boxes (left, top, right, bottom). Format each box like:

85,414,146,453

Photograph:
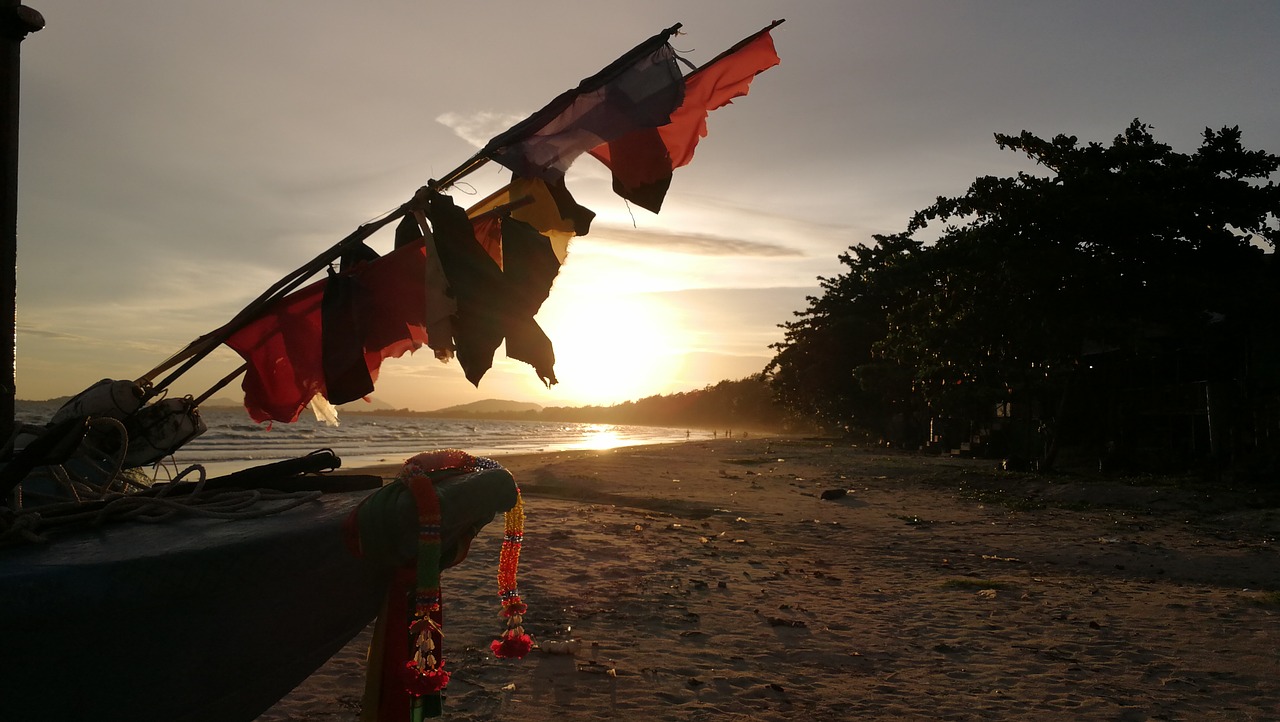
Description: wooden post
0,2,42,443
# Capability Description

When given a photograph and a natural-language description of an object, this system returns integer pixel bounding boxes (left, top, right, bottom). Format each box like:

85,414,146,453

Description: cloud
590,224,802,257
641,286,815,352
17,323,182,356
16,326,85,344
436,111,525,149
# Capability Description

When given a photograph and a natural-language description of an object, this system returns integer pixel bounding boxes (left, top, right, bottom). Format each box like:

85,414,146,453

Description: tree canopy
767,120,1280,469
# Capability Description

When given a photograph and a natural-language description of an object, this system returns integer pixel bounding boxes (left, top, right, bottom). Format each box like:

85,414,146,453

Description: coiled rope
1,429,322,547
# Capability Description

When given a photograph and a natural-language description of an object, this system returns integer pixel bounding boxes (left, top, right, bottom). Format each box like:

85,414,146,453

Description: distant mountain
338,396,398,411
202,395,399,412
18,394,533,417
430,399,543,416
200,396,244,409
17,396,70,405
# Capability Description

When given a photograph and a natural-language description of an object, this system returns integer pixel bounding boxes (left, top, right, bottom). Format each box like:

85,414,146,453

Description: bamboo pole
145,21,697,402
139,198,412,395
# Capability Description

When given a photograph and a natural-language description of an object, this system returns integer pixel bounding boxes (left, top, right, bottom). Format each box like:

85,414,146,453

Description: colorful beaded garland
396,448,530,707
397,454,450,697
491,492,531,658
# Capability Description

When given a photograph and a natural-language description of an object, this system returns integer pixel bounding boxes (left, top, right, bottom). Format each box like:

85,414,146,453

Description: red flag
590,25,781,212
225,241,429,423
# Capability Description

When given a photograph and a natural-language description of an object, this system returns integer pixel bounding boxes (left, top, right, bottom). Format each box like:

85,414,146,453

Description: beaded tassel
357,449,528,721
399,458,450,700
490,490,532,658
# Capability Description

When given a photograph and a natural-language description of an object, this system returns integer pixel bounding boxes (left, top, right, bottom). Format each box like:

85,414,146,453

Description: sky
12,0,1280,414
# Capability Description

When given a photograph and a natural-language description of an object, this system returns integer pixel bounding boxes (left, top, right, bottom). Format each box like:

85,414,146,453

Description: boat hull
0,490,388,722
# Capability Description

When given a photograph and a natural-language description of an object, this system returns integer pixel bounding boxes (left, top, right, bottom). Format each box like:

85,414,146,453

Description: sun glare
574,424,624,450
539,292,682,406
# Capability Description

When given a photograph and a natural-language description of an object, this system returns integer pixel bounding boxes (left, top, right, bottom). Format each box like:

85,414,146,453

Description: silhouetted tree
766,233,921,438
768,120,1280,469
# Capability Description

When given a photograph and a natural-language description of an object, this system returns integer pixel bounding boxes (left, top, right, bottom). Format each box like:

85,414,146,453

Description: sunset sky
13,1,1280,414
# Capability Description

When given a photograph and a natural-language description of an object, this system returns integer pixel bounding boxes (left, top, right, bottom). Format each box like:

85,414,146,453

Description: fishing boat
1,484,387,722
0,456,520,722
0,8,782,720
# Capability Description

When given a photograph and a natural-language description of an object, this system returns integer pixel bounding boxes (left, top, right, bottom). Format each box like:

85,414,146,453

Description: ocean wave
14,401,700,477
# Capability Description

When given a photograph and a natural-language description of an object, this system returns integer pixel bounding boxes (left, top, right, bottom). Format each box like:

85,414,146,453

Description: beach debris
539,639,583,655
981,554,1024,563
820,488,849,500
577,660,616,675
976,589,998,599
722,456,781,466
767,617,808,628
577,643,615,675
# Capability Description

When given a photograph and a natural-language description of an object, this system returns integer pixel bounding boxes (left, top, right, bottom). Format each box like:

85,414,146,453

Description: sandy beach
257,437,1280,721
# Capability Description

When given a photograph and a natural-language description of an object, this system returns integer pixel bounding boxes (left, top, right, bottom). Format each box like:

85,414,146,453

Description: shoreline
261,437,1280,721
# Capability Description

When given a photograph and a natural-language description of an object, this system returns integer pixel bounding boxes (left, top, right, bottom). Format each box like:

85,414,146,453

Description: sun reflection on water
575,424,624,450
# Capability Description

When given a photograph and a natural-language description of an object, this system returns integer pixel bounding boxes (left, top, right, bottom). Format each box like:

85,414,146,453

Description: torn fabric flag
225,240,429,423
589,24,781,212
466,176,595,267
428,191,559,387
483,27,685,182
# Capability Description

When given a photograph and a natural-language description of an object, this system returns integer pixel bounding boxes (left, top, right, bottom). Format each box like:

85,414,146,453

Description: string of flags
224,21,783,423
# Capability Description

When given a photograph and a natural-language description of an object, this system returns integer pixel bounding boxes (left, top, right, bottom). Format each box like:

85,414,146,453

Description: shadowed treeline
765,120,1280,478
421,376,816,434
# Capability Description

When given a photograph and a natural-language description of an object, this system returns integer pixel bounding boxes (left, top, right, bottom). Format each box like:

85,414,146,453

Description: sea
13,400,698,479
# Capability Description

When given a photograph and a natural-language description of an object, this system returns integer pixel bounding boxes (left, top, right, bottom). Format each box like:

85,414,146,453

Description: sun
537,292,681,406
